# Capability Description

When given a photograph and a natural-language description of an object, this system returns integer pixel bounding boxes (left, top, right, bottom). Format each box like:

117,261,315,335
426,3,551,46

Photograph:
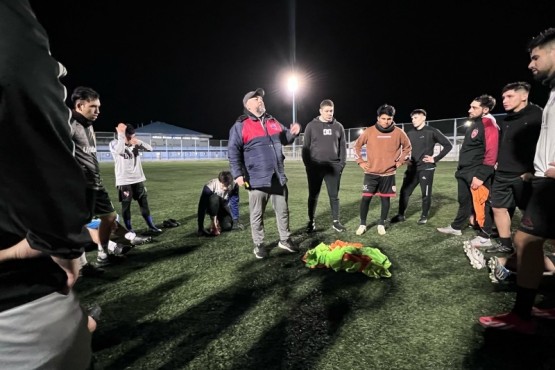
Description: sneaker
417,216,428,225
437,225,462,236
485,242,515,254
278,239,299,253
79,263,105,277
478,312,536,334
463,243,486,269
111,243,132,256
305,220,316,233
355,225,367,236
470,236,492,248
130,235,152,246
96,252,125,267
332,221,346,232
253,244,268,259
390,214,406,223
531,306,555,320
487,256,511,283
377,225,386,235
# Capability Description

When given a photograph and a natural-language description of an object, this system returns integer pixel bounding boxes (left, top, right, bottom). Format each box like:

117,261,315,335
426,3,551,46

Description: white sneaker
463,242,486,269
377,225,386,235
470,236,492,248
437,225,462,236
356,225,367,235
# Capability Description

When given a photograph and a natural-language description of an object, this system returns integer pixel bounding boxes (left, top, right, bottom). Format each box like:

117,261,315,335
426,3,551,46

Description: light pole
287,74,298,123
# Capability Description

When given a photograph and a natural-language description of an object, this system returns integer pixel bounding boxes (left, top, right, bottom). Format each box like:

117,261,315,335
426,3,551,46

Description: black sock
499,237,512,248
512,285,537,319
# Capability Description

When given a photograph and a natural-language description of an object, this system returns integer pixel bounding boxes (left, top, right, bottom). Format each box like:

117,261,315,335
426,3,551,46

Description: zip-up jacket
70,111,104,190
457,114,499,181
228,111,297,188
497,103,543,175
302,117,346,167
406,125,453,170
109,133,152,186
354,125,412,176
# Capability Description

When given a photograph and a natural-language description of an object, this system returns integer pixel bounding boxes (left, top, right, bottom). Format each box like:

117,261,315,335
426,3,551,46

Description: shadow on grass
91,242,395,369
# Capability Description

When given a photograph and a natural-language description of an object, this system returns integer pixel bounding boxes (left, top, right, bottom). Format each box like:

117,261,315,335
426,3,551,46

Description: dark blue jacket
228,112,297,188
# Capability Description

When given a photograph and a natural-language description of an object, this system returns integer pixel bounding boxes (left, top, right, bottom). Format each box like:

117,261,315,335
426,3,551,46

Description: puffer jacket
228,111,297,188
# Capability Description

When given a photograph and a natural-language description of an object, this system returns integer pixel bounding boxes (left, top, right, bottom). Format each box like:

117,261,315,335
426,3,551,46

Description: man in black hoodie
489,82,542,253
302,99,347,233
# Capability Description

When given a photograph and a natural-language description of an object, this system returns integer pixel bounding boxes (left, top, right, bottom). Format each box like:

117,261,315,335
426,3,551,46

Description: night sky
30,0,555,139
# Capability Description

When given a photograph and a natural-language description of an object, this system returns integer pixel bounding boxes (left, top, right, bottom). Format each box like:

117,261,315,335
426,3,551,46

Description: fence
96,113,506,162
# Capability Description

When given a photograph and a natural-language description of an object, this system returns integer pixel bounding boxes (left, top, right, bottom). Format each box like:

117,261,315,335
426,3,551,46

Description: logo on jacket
471,129,478,139
323,128,332,135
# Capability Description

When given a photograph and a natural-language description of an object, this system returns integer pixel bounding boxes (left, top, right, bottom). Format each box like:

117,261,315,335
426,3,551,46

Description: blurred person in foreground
390,109,452,225
0,1,95,368
228,88,301,259
479,28,555,334
353,104,412,236
302,99,347,233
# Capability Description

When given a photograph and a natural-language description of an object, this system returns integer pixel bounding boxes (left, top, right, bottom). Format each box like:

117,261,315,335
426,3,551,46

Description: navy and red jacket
228,111,297,189
457,114,499,182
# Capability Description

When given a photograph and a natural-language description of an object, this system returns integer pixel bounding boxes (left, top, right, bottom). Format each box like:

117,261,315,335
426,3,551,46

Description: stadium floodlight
287,73,299,123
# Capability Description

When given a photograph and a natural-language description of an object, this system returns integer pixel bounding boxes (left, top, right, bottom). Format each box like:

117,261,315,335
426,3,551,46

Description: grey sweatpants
248,185,291,245
0,291,92,370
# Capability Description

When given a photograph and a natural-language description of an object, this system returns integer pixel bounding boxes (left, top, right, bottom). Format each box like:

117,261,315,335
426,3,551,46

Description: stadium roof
135,121,212,139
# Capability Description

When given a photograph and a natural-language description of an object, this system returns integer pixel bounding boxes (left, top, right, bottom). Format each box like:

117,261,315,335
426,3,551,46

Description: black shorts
362,174,396,197
118,182,147,202
491,173,531,209
518,177,555,239
87,187,116,217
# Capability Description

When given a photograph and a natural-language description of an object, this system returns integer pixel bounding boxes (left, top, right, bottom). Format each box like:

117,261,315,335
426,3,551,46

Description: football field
77,160,555,370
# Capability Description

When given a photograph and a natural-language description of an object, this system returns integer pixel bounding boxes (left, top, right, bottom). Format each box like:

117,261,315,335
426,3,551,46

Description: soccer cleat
148,227,163,235
111,243,132,256
253,244,268,259
130,235,152,246
278,239,299,253
417,216,428,225
487,256,511,283
332,221,346,232
305,220,316,233
478,312,536,334
377,225,386,235
463,243,486,269
390,214,406,223
531,306,555,320
437,225,462,236
470,236,492,248
79,263,105,278
355,225,367,236
485,242,515,254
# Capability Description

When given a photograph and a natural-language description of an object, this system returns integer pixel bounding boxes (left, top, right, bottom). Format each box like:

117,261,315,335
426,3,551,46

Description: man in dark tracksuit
437,95,499,237
390,109,452,225
489,82,543,253
0,1,95,367
302,99,347,233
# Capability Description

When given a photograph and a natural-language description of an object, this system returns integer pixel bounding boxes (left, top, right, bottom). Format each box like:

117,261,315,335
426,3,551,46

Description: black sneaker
417,216,428,225
305,220,316,233
96,254,126,267
253,244,268,259
332,221,346,232
485,242,515,254
390,214,406,223
79,263,105,277
278,239,299,253
147,227,163,235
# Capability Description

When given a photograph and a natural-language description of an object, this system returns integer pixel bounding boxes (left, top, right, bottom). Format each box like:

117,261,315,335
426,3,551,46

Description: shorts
518,177,555,239
362,173,396,197
491,172,531,209
87,187,116,217
118,182,147,202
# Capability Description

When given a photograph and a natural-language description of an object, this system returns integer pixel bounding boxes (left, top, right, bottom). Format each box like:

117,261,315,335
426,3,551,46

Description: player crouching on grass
197,171,243,236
